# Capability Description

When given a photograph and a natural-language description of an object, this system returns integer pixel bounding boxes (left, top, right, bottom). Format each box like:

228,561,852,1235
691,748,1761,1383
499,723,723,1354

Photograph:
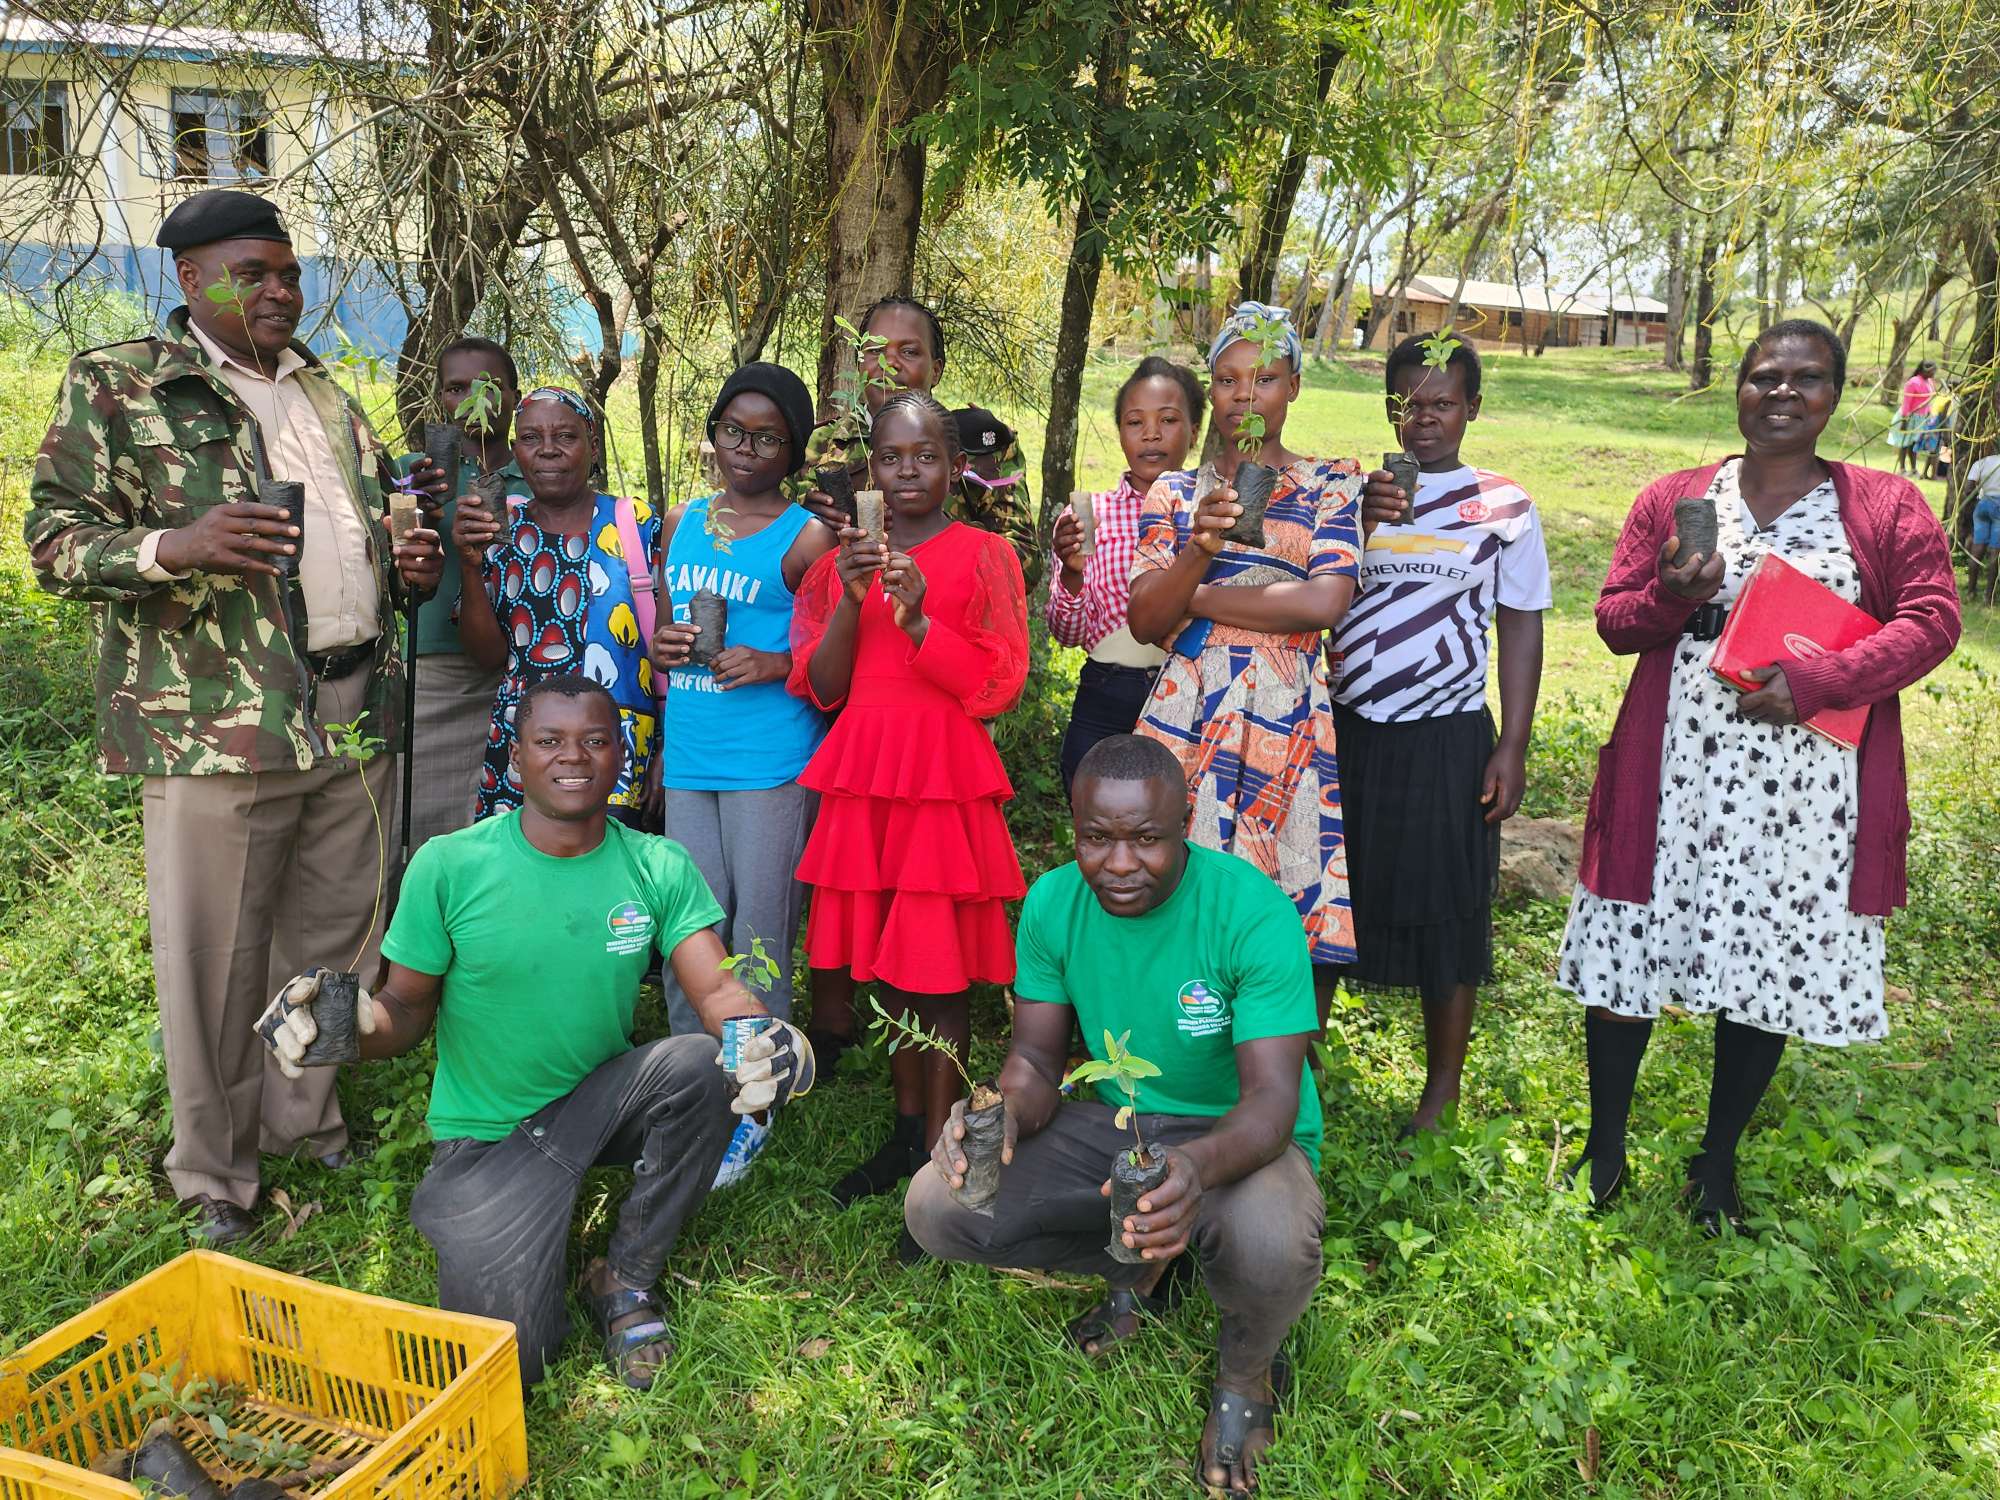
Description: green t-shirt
391,452,528,656
382,813,723,1140
1014,845,1323,1167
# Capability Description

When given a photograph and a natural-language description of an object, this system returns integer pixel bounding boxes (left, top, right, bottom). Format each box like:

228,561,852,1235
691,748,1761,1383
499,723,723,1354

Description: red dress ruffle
789,524,1029,992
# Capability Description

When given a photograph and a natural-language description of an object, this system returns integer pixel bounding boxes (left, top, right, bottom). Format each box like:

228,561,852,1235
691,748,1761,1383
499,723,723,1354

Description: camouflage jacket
23,307,405,776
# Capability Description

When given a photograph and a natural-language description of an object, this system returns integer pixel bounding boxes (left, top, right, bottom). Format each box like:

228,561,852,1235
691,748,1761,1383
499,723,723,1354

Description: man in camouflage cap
23,188,443,1245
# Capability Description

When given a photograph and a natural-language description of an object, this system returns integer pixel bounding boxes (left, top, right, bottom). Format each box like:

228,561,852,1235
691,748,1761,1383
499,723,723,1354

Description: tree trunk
816,96,926,401
1238,37,1345,304
1952,222,1998,538
1038,26,1129,534
1688,217,1720,390
1663,213,1688,373
807,0,952,403
1754,218,1770,329
637,322,666,510
1881,237,1955,405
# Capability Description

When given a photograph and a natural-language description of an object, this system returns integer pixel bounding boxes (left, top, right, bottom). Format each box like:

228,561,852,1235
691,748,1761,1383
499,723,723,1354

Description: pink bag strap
613,495,656,642
612,496,662,704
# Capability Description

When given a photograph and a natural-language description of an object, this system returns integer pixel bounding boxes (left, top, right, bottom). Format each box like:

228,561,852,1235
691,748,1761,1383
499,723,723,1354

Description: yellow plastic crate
0,1250,527,1500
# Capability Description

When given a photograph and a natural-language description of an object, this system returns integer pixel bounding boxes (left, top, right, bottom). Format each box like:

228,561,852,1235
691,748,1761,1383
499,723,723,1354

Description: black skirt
1332,704,1499,995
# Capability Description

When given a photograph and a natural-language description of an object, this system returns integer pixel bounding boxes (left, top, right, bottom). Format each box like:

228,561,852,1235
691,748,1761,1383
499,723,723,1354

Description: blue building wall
10,243,409,355
12,244,616,363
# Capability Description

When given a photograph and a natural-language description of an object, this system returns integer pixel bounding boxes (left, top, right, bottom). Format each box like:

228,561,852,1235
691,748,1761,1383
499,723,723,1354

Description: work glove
722,1020,816,1115
254,969,377,1077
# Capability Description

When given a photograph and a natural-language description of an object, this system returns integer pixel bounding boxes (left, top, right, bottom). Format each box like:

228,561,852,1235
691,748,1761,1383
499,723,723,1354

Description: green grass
2,343,1998,1498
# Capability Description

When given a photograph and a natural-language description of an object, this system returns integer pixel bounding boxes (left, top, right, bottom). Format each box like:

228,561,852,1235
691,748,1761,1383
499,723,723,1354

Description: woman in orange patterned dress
1127,303,1362,1017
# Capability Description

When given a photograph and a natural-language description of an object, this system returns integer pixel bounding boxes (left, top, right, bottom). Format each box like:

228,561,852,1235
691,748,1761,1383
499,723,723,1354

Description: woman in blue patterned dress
1127,303,1363,1018
451,387,662,824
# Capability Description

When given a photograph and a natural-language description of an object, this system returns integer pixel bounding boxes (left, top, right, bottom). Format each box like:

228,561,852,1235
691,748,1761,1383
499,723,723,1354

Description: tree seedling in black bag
256,480,304,576
1671,494,1720,569
1063,1030,1165,1263
870,996,1006,1215
1220,314,1296,548
1382,451,1419,525
687,588,728,670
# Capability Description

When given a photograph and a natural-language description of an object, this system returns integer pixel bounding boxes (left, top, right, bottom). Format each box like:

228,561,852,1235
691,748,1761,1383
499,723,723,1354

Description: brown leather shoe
183,1194,256,1247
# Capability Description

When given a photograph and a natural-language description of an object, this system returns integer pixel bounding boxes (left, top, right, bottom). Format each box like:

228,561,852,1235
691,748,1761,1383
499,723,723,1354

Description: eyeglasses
714,421,789,459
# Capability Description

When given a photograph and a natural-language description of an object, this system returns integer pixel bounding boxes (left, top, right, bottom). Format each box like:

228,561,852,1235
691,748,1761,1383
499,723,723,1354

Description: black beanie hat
706,362,814,474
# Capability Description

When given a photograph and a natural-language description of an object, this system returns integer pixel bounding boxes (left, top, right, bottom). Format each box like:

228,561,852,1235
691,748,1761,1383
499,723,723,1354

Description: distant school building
0,14,409,352
1366,276,1670,351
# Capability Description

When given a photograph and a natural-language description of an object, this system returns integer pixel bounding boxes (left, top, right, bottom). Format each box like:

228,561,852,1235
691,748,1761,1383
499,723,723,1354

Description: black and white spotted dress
1557,460,1886,1045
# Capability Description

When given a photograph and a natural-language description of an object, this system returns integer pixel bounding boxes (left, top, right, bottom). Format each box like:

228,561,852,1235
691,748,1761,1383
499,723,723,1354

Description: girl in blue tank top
649,363,837,1185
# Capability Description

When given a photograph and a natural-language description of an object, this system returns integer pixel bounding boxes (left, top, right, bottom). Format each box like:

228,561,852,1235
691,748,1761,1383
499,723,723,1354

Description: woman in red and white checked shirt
1048,357,1206,793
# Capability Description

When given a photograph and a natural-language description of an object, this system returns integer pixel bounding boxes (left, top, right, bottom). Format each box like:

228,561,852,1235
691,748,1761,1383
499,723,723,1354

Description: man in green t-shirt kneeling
255,676,811,1391
904,734,1324,1497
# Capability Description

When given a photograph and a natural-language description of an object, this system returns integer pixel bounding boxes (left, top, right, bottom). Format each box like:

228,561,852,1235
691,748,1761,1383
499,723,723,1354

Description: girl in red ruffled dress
789,391,1029,1206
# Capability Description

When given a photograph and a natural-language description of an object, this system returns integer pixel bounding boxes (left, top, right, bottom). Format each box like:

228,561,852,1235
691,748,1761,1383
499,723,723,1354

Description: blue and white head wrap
517,385,598,427
1206,300,1304,374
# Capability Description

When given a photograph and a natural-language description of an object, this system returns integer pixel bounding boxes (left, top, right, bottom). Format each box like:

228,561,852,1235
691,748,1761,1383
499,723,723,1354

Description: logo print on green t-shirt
1176,979,1229,1038
605,899,655,956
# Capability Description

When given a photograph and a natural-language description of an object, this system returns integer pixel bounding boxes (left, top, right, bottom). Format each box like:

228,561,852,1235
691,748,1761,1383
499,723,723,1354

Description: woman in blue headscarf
1126,302,1365,1016
452,386,662,825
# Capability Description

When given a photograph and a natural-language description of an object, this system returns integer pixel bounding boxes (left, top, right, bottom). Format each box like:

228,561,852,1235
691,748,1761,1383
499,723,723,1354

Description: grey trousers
409,1035,734,1389
408,651,502,855
142,665,393,1208
661,783,814,1034
905,1100,1325,1387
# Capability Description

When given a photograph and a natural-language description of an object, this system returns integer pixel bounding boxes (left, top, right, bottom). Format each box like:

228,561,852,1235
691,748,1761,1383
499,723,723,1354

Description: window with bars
168,89,269,180
2,84,66,174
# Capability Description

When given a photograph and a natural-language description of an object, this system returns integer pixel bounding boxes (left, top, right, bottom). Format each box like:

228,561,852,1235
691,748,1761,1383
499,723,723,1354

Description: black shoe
895,1226,930,1266
1563,1151,1625,1211
1684,1154,1743,1237
805,1026,853,1072
831,1125,924,1208
184,1194,256,1247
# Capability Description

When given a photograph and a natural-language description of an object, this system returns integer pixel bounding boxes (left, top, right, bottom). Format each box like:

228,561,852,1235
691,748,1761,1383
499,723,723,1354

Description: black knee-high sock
1693,1016,1787,1210
1581,1008,1653,1199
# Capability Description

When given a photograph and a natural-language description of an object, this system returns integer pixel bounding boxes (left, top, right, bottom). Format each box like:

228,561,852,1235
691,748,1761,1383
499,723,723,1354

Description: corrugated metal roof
1370,276,1633,318
0,14,376,65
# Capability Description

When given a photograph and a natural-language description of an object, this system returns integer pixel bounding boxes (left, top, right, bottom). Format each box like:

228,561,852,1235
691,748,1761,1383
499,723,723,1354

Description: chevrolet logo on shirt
1366,533,1471,556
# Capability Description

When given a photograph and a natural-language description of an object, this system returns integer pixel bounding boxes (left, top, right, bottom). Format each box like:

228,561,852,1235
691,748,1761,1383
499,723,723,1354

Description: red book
1709,553,1880,749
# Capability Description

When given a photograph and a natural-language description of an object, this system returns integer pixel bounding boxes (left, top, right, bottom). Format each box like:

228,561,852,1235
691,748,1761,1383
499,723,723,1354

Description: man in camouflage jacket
23,189,443,1245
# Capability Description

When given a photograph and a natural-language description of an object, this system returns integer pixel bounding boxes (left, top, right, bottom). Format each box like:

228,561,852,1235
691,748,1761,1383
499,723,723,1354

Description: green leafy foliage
718,936,781,997
868,996,974,1092
1062,1029,1161,1156
322,716,387,971
452,374,506,435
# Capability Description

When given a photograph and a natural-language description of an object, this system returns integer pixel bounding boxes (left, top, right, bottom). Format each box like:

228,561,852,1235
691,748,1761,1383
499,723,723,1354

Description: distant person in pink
1891,360,1936,476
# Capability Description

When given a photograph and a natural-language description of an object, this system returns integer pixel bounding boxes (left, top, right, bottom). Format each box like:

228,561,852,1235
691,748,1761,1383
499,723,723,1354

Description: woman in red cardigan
1558,319,1960,1233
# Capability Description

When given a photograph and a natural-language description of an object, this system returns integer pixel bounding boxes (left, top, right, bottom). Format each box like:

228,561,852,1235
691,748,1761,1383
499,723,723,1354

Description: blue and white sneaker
711,1115,770,1190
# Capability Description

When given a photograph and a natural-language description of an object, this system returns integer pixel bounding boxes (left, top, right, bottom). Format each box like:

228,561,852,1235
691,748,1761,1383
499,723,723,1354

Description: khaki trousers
142,667,397,1209
408,651,501,856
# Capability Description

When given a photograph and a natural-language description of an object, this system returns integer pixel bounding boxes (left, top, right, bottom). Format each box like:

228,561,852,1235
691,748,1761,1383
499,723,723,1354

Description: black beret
707,361,815,474
953,406,1014,456
158,189,292,252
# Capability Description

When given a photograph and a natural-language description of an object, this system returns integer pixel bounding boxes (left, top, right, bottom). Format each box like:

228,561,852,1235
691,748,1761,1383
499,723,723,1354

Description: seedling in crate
1063,1030,1165,1263
868,996,1007,1214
